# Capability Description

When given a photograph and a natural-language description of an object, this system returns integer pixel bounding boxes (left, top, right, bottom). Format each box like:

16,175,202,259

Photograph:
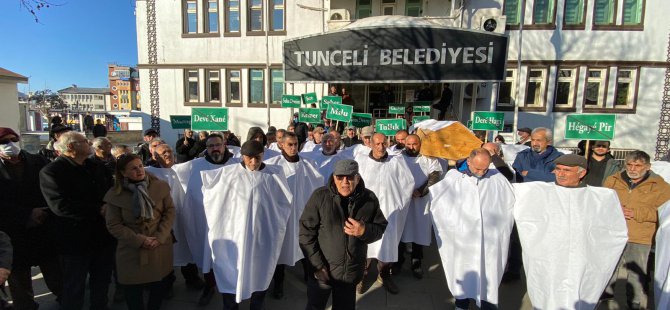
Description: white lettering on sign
474,115,502,127
379,123,402,131
567,121,613,134
293,45,370,67
194,114,226,123
329,107,348,117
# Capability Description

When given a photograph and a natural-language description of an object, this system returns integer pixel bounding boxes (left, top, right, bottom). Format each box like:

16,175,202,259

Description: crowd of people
0,117,668,310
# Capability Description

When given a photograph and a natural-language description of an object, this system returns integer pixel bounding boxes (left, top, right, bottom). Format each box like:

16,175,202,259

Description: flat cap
144,128,159,136
518,127,532,134
555,154,587,169
361,126,374,137
240,140,265,156
333,159,359,176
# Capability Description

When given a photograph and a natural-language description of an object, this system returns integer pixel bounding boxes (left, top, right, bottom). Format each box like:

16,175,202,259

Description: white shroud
300,140,321,153
655,200,670,309
144,167,192,266
265,155,324,265
177,157,240,271
201,164,292,302
514,182,628,310
301,150,349,185
400,154,442,246
356,153,414,262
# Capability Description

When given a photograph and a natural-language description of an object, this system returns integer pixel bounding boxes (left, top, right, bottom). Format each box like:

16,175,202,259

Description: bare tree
29,90,66,125
20,0,59,22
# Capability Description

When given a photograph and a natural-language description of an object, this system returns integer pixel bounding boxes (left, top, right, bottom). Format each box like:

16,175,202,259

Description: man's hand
0,268,10,283
142,237,159,249
314,267,330,282
623,207,634,220
344,218,365,237
521,170,529,176
184,137,189,146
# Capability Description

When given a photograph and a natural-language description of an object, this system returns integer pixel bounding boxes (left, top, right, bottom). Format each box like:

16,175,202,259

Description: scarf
123,177,155,221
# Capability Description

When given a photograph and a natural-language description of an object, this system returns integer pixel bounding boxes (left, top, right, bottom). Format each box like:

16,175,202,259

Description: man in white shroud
342,126,373,159
354,133,414,294
430,148,514,310
398,134,442,279
201,140,292,310
301,127,325,153
514,154,628,310
302,131,348,185
173,133,240,305
144,144,204,293
265,132,324,299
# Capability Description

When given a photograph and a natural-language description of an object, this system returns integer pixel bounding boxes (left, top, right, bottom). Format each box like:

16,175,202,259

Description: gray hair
55,131,85,154
531,127,553,142
91,137,110,150
468,148,492,161
150,137,165,144
625,150,651,165
112,144,130,157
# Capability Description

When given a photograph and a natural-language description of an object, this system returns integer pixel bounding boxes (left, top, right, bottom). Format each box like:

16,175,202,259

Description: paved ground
17,242,641,309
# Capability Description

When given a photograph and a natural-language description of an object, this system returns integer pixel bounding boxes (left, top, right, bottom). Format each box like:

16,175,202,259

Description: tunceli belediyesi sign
302,92,317,105
284,26,508,83
350,113,372,128
298,108,322,124
376,118,406,136
564,114,616,140
326,102,353,123
389,104,405,115
281,95,302,108
471,111,504,131
191,108,228,131
170,115,191,129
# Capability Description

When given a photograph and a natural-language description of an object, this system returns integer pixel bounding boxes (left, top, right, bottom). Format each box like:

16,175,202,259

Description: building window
185,0,198,33
623,0,643,25
532,0,554,24
205,0,219,33
554,67,579,111
357,0,372,19
270,69,284,104
226,0,240,33
614,68,638,109
249,69,265,104
524,68,548,108
405,0,422,16
185,69,199,103
497,69,517,109
227,70,241,103
583,68,608,108
248,0,263,32
206,70,221,102
270,0,285,31
563,0,585,26
593,0,615,25
503,0,521,25
382,0,396,15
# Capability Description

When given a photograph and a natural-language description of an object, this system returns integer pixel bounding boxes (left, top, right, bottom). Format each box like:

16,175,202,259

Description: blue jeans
59,245,115,310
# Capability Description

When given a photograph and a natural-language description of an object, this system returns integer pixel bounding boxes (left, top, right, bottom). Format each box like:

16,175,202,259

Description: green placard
375,119,406,136
170,115,191,129
322,96,342,106
412,116,430,124
472,111,505,131
298,108,322,124
281,95,302,108
565,114,616,140
302,92,317,104
413,101,430,113
326,102,353,122
389,104,405,115
350,113,372,128
191,108,229,131
467,120,473,129
319,100,328,111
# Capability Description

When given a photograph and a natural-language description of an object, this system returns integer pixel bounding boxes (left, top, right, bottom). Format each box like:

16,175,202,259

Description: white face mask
0,141,21,157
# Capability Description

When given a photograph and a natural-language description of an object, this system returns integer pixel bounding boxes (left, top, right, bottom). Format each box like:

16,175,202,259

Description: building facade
135,0,668,157
108,64,141,111
0,67,28,133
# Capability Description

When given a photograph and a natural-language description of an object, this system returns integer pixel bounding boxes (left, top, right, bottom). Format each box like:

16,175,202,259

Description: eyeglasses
335,175,356,181
207,143,223,148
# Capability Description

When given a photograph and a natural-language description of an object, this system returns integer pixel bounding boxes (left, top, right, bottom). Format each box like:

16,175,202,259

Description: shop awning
283,16,509,84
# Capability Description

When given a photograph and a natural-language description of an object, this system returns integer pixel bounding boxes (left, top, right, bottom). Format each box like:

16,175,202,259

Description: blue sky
0,0,138,94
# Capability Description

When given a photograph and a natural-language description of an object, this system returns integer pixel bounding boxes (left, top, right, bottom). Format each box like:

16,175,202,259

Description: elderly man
145,144,205,295
342,126,360,148
138,128,160,164
266,132,324,299
90,137,115,175
397,134,442,279
603,151,670,309
343,126,374,159
175,133,240,305
175,129,196,163
355,133,414,294
430,149,515,310
516,127,532,146
39,124,72,161
512,127,562,183
300,159,387,310
201,140,292,310
388,130,408,155
302,131,347,185
144,138,166,167
514,154,628,309
302,127,325,152
40,131,116,310
0,128,63,309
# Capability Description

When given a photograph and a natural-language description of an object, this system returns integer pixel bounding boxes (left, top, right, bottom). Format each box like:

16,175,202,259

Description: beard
405,149,419,156
210,151,224,163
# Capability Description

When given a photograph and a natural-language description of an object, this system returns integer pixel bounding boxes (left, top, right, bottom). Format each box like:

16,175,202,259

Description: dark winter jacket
40,156,115,254
0,231,12,270
512,145,563,182
92,124,107,138
175,137,196,163
299,176,387,284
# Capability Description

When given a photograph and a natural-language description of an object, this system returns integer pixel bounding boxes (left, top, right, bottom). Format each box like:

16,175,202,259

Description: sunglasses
335,175,356,181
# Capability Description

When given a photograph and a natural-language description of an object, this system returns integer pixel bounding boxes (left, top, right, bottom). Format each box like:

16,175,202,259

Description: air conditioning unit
464,83,489,99
480,16,507,34
329,9,351,21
